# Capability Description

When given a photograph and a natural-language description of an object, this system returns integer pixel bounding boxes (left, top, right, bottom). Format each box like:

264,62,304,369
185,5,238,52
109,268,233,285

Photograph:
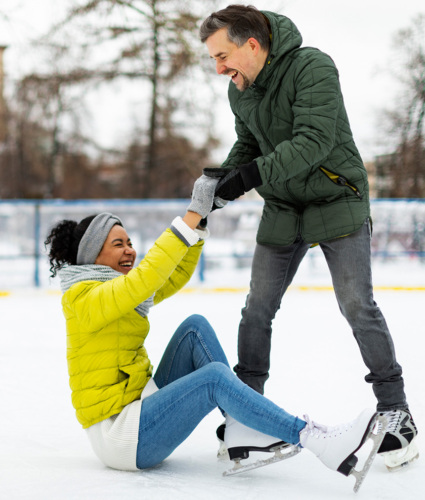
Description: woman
45,176,381,486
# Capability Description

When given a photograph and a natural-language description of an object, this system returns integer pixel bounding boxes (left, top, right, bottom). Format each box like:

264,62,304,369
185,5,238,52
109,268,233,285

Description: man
199,4,418,471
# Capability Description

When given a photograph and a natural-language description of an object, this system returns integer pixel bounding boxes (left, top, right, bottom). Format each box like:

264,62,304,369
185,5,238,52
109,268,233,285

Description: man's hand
203,161,262,201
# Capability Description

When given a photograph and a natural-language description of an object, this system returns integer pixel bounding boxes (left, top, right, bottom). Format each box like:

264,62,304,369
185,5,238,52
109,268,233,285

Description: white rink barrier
0,198,424,288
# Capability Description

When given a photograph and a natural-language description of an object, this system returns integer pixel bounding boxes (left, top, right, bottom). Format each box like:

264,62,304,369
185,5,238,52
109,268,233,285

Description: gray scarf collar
59,265,154,318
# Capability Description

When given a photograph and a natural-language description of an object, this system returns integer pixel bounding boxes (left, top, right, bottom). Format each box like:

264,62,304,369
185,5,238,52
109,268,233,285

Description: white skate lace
377,410,401,433
303,414,353,439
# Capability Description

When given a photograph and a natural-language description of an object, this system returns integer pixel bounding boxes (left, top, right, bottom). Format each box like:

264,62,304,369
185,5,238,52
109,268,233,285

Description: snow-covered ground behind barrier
0,256,423,500
1,198,424,289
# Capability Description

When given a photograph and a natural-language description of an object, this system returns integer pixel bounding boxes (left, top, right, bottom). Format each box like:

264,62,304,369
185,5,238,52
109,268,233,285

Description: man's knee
337,290,375,323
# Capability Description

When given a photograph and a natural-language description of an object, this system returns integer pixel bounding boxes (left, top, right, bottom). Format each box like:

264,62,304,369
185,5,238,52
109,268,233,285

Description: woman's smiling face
95,224,136,274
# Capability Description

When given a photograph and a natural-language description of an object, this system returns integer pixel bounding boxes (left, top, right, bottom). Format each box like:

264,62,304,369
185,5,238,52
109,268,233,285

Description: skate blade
351,414,388,493
223,444,300,476
382,439,419,472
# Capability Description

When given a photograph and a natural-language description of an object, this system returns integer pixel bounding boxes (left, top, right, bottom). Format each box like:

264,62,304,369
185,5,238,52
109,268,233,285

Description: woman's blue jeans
136,314,306,469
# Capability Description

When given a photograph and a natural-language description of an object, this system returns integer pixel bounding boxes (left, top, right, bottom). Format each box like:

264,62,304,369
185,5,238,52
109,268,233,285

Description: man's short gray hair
199,4,270,50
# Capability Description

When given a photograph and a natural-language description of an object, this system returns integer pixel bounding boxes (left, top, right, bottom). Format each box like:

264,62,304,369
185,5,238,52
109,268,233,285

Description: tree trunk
146,1,160,198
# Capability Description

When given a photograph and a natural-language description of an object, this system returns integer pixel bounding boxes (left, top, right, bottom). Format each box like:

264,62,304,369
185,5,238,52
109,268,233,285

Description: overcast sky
1,0,424,162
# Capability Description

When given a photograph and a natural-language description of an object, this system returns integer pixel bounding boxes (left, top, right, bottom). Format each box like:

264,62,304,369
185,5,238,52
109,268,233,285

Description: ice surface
0,263,423,499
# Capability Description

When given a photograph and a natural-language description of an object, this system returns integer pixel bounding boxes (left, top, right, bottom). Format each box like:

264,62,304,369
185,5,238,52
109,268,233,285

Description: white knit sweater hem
194,226,210,240
85,378,159,471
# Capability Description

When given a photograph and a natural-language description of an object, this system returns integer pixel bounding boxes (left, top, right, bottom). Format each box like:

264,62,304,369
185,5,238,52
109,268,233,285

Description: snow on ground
0,258,423,499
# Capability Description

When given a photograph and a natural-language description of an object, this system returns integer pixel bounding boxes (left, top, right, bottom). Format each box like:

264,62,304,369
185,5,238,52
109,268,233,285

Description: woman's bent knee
203,361,231,379
181,314,213,331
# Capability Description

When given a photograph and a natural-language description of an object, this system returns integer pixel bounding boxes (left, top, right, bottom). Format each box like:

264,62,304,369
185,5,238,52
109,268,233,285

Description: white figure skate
300,408,387,493
222,416,300,476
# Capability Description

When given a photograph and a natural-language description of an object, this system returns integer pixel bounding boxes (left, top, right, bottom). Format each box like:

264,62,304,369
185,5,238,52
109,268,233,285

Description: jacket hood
255,11,303,86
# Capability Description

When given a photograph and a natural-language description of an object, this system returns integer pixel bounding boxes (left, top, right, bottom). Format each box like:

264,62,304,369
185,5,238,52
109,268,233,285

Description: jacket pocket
256,203,299,246
319,166,362,199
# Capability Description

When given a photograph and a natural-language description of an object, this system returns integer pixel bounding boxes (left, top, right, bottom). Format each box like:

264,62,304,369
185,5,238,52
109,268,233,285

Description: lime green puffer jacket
222,11,370,245
62,229,203,429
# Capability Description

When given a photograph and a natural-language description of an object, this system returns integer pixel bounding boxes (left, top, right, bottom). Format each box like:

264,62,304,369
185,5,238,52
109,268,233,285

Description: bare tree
40,0,218,197
377,14,425,198
9,41,94,198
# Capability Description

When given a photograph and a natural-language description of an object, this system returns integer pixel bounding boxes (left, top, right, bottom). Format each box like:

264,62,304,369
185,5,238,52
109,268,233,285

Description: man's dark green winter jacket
221,11,370,246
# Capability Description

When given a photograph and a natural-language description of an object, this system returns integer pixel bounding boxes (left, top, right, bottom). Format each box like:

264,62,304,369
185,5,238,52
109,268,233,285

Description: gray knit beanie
76,213,123,265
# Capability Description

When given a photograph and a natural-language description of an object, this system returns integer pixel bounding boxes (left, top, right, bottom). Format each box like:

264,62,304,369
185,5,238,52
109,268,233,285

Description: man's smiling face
206,28,264,92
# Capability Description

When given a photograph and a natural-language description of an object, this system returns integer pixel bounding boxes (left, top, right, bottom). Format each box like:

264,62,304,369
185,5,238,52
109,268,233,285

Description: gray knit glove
188,175,220,218
213,196,228,209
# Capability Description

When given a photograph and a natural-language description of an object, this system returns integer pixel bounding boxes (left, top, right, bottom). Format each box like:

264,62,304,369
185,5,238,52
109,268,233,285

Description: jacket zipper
250,84,275,153
319,166,362,199
250,85,300,208
284,180,302,207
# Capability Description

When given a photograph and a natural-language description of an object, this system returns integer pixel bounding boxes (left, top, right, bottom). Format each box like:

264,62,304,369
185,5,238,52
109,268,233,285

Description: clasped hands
188,161,262,220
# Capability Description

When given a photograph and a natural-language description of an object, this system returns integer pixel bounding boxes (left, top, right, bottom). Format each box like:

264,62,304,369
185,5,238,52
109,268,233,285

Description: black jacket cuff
239,161,262,191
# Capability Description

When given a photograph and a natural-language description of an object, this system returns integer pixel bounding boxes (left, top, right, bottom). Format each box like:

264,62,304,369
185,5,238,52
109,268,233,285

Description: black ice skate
378,408,419,471
216,422,228,459
221,416,300,476
300,409,387,493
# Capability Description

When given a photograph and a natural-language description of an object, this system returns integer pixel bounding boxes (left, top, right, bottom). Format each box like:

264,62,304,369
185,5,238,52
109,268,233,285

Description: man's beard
224,68,252,92
238,73,251,92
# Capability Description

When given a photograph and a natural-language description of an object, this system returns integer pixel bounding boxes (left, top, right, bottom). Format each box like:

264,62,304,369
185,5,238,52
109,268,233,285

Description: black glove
203,161,262,201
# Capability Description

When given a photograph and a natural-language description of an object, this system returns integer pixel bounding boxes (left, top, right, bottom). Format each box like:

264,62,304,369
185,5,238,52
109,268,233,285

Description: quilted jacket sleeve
64,229,201,331
221,93,262,169
257,51,341,184
153,240,203,305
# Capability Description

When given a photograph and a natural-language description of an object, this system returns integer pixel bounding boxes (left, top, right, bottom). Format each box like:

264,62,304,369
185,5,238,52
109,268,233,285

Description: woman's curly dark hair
45,215,97,277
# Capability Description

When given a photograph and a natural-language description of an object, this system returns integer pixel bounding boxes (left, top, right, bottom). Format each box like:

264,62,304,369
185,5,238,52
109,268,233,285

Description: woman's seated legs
137,361,305,469
153,314,230,389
